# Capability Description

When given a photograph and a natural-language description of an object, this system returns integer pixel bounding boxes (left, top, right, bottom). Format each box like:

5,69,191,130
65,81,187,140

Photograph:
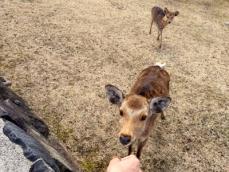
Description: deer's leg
149,19,153,34
136,139,148,159
128,144,132,155
157,29,160,40
159,30,162,48
161,111,165,120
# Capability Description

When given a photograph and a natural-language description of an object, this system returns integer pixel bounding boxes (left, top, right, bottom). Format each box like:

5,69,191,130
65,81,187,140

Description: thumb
107,157,121,172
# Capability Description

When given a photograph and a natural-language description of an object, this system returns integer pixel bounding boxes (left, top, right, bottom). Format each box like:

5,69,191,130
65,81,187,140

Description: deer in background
149,6,179,48
105,63,171,159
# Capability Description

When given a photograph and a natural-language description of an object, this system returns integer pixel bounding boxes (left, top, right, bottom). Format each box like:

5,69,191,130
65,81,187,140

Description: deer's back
130,66,170,99
151,6,165,23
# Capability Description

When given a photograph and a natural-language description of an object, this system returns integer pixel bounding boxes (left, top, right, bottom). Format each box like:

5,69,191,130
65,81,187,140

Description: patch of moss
76,146,109,172
56,127,74,143
80,160,97,172
80,157,108,172
44,113,74,143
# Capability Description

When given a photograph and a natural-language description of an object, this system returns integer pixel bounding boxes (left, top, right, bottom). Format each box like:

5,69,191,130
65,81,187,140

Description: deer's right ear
105,84,124,105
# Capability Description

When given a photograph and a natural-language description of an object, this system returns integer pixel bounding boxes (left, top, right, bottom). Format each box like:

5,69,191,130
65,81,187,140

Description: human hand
107,155,142,172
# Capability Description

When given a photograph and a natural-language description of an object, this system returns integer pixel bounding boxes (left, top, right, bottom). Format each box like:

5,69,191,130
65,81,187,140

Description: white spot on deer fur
154,62,166,69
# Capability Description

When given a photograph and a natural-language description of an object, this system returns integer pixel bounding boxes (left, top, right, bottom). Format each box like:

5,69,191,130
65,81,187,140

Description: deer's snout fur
105,63,171,158
149,6,179,48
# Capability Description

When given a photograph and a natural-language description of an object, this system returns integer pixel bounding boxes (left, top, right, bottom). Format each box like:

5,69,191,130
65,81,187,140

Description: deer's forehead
120,99,148,117
126,95,147,108
167,12,176,17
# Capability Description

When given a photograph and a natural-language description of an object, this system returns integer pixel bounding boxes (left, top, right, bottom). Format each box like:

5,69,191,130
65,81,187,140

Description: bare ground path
0,0,228,171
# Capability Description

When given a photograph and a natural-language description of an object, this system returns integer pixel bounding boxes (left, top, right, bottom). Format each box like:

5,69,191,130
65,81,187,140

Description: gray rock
30,158,55,172
0,119,32,172
0,81,28,109
0,77,11,87
3,121,60,172
0,99,49,137
0,80,80,172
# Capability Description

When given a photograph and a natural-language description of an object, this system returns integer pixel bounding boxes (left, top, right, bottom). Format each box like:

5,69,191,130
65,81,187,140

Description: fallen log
0,77,81,172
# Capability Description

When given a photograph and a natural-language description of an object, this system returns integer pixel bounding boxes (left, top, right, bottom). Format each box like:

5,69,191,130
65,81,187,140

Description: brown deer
149,6,179,48
105,63,171,159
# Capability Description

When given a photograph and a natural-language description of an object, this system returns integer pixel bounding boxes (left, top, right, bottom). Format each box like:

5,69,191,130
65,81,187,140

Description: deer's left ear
149,97,171,114
164,7,169,14
175,11,179,16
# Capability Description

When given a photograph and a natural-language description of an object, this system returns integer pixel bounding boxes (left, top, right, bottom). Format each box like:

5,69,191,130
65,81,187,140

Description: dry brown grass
0,0,228,171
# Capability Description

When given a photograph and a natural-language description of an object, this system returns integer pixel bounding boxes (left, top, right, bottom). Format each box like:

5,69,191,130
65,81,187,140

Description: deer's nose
119,134,131,145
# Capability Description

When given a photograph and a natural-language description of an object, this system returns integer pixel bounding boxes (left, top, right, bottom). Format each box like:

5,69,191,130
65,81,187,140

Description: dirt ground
0,0,228,171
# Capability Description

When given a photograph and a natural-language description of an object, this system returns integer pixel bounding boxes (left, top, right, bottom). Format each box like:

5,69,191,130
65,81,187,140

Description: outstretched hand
107,155,142,172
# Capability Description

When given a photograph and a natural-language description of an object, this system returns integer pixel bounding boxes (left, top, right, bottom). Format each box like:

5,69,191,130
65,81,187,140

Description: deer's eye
140,115,147,121
120,110,124,116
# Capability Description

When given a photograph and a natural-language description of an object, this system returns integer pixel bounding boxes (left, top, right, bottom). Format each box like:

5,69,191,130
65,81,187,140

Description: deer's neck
141,113,158,139
160,18,169,29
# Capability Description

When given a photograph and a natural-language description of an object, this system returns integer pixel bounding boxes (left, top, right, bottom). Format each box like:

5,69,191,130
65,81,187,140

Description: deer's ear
164,7,169,14
105,84,124,105
149,97,171,114
175,11,179,16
